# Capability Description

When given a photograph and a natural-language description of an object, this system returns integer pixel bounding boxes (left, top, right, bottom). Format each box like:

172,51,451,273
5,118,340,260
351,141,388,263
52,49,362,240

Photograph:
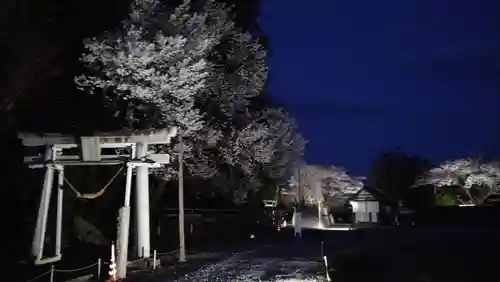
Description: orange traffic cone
108,242,117,281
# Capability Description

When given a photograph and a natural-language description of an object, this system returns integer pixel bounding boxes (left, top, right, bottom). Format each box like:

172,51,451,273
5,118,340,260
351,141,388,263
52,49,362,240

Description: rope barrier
53,261,99,273
163,208,240,212
156,249,180,256
25,269,51,282
24,259,102,282
24,243,271,282
25,247,180,281
128,248,178,264
64,165,125,199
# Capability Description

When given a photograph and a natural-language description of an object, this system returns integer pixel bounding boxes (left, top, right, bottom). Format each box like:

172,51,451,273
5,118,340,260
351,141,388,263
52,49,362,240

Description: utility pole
316,182,322,228
297,165,301,208
294,163,302,237
178,130,186,262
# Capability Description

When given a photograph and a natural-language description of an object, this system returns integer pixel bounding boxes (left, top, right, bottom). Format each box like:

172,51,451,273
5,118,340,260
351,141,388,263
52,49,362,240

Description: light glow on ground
175,254,327,281
284,217,356,231
273,278,325,282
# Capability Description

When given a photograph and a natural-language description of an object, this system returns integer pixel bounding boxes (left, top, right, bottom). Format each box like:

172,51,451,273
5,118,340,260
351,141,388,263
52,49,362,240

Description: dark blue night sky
260,0,500,175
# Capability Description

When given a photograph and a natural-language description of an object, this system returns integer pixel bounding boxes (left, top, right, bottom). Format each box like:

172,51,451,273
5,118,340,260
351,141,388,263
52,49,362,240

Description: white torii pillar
116,161,134,279
31,146,65,264
135,142,151,258
32,146,56,260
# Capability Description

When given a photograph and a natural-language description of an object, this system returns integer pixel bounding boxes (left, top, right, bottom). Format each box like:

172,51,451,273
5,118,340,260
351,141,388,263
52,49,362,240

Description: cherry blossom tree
204,31,267,117
288,164,363,205
108,0,268,186
164,27,272,185
259,108,306,182
75,0,242,180
218,108,300,175
220,119,274,175
75,0,233,134
73,0,303,205
415,158,500,205
321,167,364,198
178,27,269,182
207,107,304,202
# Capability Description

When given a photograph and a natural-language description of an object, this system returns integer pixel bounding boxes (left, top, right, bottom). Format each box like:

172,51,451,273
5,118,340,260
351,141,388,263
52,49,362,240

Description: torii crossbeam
19,128,177,279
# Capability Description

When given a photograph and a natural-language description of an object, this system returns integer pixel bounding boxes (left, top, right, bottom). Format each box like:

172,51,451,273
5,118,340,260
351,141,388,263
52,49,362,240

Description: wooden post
152,250,157,270
97,258,101,279
50,265,55,282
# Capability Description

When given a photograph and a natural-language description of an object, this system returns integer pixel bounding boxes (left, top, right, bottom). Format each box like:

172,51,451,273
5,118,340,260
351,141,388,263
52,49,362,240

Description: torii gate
19,128,177,279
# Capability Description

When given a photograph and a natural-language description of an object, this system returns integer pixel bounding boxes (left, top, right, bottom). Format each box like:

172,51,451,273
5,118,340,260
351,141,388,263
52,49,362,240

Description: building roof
347,186,386,202
351,189,377,201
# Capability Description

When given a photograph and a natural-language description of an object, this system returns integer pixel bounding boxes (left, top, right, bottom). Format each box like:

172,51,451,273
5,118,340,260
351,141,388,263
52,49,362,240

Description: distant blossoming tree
415,158,500,205
288,164,363,205
215,107,305,202
321,167,364,198
184,107,304,205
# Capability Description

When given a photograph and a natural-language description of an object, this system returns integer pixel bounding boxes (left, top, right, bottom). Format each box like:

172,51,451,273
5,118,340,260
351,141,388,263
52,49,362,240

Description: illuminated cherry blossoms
75,0,232,133
74,0,305,201
415,158,500,204
288,164,363,205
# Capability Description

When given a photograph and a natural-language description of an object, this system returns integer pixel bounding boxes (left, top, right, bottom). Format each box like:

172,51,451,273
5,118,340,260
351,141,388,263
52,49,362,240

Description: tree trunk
461,186,475,205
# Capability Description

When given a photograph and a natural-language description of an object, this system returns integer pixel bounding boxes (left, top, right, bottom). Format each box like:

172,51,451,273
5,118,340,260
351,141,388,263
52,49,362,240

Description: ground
124,226,500,282
332,227,500,282
125,227,500,282
173,249,324,281
17,221,500,282
126,239,328,281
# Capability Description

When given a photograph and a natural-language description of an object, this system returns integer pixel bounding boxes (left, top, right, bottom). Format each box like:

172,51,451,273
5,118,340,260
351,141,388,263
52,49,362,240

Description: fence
25,259,102,282
25,248,178,282
127,248,179,270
